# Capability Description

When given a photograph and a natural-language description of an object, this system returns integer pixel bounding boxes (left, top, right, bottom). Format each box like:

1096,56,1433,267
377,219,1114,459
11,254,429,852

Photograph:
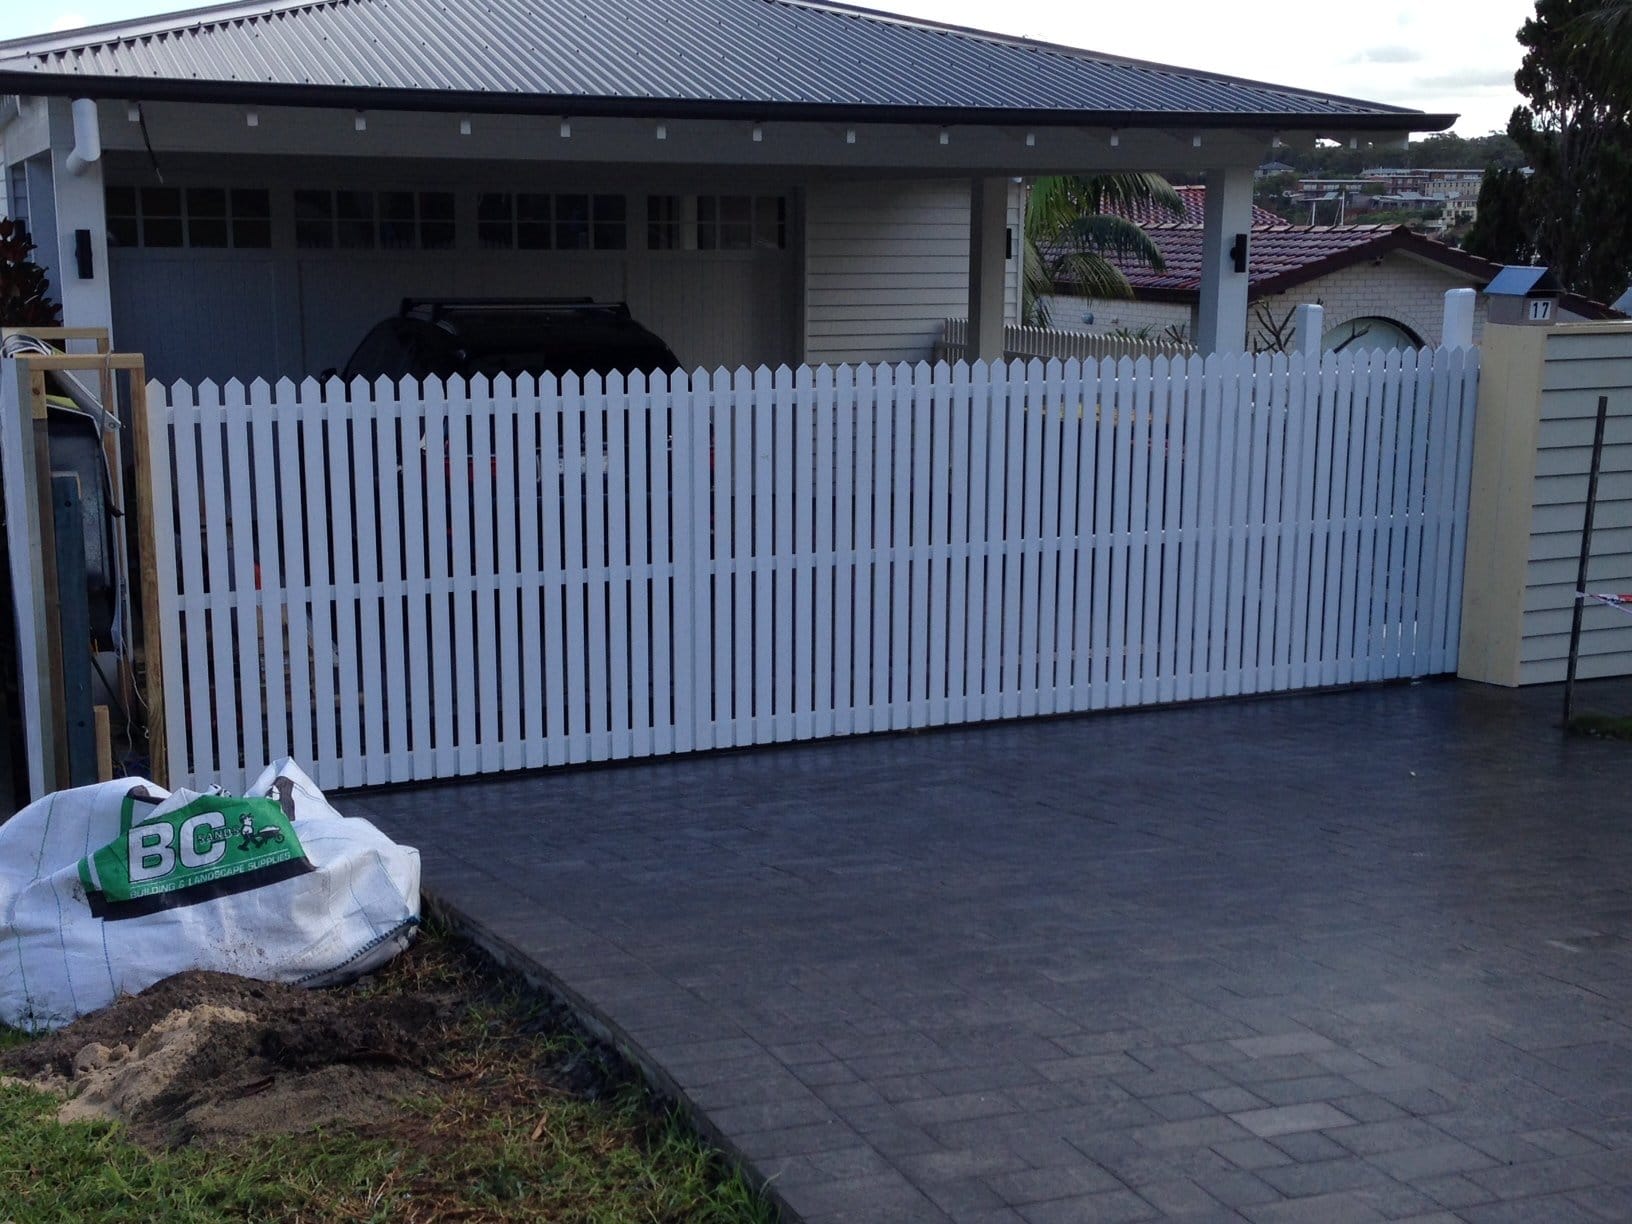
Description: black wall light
74,228,93,279
1230,233,1249,275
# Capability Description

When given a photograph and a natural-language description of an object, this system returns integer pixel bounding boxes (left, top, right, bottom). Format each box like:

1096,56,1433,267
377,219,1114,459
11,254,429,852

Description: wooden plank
1018,359,1047,717
223,381,265,790
1222,355,1254,697
423,381,459,775
843,364,869,732
830,365,855,734
324,384,363,789
1172,357,1203,703
871,363,896,729
248,379,290,775
931,361,959,725
743,366,766,744
195,382,242,788
129,373,174,789
1055,360,1086,711
468,379,505,771
999,360,1028,718
982,361,1010,721
1109,359,1135,705
1148,357,1177,705
627,371,654,758
398,383,433,777
909,361,934,727
94,704,112,781
812,364,836,737
648,371,677,755
709,368,734,746
1240,356,1274,696
582,375,613,760
1123,357,1153,706
776,363,802,744
350,384,386,787
1416,350,1456,676
1364,350,1400,680
444,378,482,770
789,363,816,744
1033,360,1063,714
1307,357,1340,689
1088,358,1117,710
493,379,527,768
890,362,916,729
603,373,633,760
962,359,990,721
537,377,571,763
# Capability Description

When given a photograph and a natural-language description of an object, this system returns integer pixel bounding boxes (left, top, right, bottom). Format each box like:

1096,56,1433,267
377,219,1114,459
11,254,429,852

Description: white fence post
1293,303,1325,358
1442,288,1476,349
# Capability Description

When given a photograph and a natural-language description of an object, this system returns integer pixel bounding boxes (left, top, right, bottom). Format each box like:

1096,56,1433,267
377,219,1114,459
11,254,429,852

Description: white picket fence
940,319,1195,365
147,348,1479,793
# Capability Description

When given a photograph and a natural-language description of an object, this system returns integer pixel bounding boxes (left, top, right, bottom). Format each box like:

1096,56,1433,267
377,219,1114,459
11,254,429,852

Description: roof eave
0,72,1457,133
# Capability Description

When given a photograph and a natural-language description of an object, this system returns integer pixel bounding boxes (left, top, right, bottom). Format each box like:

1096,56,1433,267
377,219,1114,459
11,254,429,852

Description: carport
0,0,1453,382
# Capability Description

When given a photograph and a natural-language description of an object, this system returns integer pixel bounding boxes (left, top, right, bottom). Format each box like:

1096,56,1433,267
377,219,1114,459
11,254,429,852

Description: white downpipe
64,98,101,176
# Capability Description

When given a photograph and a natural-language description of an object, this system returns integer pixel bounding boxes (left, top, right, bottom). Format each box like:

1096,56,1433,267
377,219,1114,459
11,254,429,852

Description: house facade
0,0,1455,379
1049,213,1620,352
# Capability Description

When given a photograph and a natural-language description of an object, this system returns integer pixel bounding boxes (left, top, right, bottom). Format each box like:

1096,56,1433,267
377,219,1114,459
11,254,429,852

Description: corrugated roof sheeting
0,0,1435,122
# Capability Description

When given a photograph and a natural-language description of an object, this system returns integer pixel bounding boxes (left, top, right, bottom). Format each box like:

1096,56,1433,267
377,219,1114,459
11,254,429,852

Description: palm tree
1570,0,1632,108
1023,173,1186,326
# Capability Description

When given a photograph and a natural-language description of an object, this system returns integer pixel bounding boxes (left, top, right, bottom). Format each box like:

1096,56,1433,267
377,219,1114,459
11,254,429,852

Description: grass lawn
0,923,776,1224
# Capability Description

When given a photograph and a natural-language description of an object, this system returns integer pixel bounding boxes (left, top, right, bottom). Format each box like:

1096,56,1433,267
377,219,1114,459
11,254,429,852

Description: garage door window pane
478,193,513,248
230,189,272,248
647,194,680,249
755,196,786,250
336,191,375,249
295,190,334,248
592,194,626,249
140,189,183,247
104,186,138,247
554,194,588,249
515,192,550,249
380,191,416,249
419,192,456,249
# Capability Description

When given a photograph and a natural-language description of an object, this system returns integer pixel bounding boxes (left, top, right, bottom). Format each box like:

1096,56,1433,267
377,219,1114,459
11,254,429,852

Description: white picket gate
147,348,1479,793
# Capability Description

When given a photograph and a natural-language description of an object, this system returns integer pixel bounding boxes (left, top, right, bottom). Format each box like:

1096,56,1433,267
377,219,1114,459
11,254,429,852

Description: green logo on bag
78,794,313,921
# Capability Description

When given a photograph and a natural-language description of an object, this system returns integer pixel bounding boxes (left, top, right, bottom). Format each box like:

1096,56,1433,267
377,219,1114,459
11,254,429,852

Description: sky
1,0,1534,138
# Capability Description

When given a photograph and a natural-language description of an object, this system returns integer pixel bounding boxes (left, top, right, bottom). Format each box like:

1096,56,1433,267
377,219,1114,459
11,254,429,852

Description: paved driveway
351,680,1632,1223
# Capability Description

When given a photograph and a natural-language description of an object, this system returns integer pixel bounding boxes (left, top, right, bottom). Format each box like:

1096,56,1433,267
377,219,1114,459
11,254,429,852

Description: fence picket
375,387,413,780
350,384,385,786
831,366,855,734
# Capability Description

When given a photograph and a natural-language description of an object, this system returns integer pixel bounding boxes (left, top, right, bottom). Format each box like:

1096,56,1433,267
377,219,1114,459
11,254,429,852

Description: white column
968,176,1008,363
1442,288,1476,349
44,98,113,336
1293,303,1325,358
1196,164,1254,355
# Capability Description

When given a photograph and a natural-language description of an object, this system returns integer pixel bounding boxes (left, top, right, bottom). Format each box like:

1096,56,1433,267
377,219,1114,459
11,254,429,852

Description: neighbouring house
0,0,1455,380
1046,199,1622,351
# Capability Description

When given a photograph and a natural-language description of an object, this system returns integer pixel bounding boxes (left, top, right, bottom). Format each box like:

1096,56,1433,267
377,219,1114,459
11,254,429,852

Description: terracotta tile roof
1116,222,1398,292
1115,184,1283,228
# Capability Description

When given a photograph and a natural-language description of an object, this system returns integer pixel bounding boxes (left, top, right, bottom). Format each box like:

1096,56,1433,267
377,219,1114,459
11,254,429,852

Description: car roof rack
399,297,633,321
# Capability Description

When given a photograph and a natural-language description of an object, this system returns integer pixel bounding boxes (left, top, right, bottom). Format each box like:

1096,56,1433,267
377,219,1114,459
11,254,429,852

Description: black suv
339,298,683,384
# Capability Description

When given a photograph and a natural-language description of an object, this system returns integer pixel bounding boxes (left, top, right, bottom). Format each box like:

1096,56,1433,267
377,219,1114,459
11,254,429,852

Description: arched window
1322,316,1424,354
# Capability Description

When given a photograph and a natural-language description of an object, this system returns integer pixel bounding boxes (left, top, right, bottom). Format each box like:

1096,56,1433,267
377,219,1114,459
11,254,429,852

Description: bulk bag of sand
0,759,420,1030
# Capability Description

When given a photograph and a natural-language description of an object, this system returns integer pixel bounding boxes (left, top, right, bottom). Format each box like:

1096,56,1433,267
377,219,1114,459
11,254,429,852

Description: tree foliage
0,220,61,328
1481,0,1632,302
1023,174,1183,325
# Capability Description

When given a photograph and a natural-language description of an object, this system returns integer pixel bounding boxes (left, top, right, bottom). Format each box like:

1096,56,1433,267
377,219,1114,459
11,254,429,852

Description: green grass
1568,713,1632,740
0,926,778,1224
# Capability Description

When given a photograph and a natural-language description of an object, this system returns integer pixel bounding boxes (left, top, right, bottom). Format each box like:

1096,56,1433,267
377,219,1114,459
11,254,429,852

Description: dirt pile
2,969,446,1148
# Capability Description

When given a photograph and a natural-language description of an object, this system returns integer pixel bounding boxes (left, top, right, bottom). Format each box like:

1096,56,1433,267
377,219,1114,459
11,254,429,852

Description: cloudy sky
1,0,1532,137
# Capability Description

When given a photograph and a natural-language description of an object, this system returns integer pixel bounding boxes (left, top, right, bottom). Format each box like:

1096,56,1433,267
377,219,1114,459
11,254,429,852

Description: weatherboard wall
802,178,1019,366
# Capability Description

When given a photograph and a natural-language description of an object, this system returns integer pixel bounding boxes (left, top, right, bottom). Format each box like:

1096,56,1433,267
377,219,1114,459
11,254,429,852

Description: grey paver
350,677,1632,1222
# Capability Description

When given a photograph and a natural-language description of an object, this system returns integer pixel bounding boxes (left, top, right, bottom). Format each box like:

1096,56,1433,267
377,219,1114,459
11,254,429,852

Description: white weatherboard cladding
149,348,1478,792
803,178,1020,366
1520,329,1632,683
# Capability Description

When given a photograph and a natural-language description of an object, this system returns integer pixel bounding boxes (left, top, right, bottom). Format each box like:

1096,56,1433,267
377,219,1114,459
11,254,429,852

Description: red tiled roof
1114,184,1283,228
1115,222,1397,292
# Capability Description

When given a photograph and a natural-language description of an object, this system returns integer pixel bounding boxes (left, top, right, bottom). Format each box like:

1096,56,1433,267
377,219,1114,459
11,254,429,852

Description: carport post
968,177,1008,363
1196,164,1254,355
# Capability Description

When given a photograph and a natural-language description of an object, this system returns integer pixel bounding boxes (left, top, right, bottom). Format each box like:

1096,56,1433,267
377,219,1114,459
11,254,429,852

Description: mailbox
1484,265,1563,325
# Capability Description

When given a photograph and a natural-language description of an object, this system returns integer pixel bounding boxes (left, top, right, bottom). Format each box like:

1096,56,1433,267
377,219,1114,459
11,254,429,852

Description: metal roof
1485,265,1562,297
0,0,1455,131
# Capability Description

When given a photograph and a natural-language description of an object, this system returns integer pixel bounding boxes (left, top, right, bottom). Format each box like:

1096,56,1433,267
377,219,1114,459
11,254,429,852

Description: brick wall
1253,252,1488,349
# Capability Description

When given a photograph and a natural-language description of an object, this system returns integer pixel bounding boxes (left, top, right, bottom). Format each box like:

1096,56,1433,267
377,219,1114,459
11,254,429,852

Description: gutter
0,73,1460,135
